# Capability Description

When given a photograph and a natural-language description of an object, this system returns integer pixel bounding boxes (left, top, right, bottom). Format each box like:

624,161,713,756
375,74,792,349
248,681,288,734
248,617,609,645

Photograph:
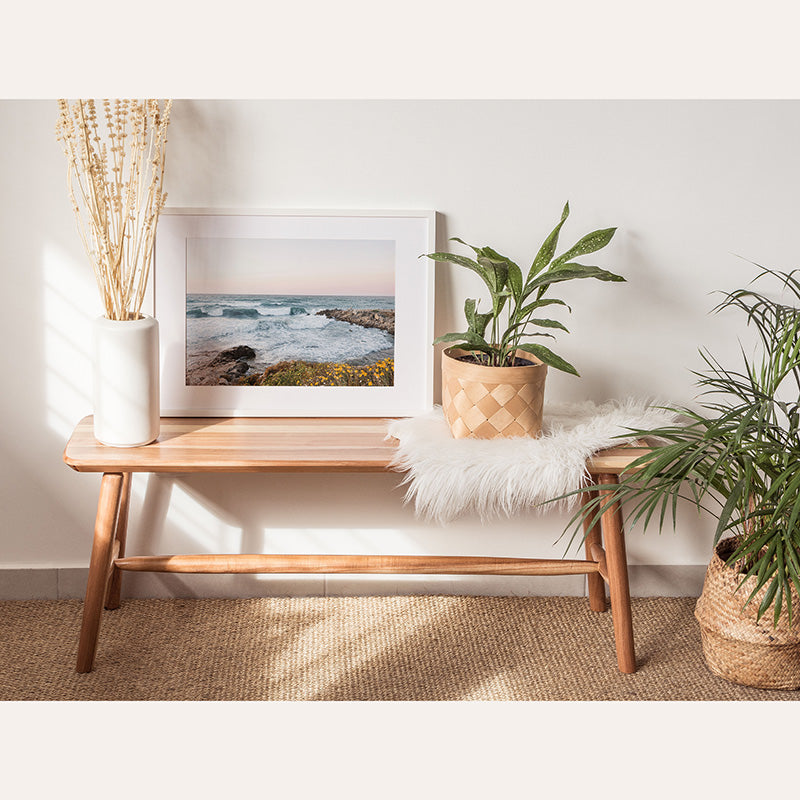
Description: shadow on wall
40,228,716,592
41,245,416,575
115,469,585,599
41,238,710,596
165,101,250,206
431,212,453,405
43,241,584,596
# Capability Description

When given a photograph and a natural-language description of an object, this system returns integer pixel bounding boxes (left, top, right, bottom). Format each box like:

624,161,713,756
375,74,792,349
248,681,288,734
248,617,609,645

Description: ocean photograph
185,237,396,387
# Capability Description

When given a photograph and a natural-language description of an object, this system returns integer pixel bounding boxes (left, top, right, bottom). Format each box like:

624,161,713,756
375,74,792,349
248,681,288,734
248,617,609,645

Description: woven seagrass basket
694,536,800,690
441,347,547,439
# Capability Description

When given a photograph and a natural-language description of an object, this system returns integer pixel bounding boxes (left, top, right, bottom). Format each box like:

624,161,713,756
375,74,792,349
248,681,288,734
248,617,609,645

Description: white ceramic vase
92,315,160,447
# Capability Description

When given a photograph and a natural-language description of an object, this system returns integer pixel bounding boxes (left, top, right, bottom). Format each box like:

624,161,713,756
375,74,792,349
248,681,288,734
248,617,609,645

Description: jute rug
1,596,797,701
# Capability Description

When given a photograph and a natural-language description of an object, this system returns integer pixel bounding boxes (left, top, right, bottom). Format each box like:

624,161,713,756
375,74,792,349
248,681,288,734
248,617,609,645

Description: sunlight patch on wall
161,483,244,554
43,243,96,438
260,527,418,553
253,527,419,581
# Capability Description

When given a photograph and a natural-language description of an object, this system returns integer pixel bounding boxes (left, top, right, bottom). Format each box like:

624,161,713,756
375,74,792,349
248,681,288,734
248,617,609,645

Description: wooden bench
63,416,646,674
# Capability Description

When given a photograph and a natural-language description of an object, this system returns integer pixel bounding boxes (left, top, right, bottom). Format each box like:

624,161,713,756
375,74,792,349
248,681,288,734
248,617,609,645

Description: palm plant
567,266,800,625
423,203,624,375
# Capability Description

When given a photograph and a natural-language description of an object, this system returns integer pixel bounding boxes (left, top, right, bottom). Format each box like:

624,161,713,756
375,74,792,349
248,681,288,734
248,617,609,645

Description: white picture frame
154,208,436,417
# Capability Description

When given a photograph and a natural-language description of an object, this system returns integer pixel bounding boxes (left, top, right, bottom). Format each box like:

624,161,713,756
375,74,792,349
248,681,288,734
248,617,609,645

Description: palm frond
559,265,800,624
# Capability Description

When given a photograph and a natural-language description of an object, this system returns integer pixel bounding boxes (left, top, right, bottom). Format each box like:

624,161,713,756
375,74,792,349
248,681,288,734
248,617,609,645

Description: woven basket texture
694,536,800,690
441,348,547,439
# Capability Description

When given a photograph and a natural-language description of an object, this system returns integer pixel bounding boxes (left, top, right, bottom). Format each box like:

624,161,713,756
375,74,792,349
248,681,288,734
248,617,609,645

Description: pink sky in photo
187,237,395,296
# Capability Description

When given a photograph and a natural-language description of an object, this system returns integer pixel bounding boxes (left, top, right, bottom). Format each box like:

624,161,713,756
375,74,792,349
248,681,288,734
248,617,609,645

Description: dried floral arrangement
55,99,173,320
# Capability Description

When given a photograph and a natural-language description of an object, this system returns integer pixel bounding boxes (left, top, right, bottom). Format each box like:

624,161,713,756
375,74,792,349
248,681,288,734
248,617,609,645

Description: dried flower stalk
55,99,173,320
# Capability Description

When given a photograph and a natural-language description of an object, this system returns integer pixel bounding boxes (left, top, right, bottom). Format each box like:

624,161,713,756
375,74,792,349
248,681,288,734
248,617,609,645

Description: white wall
1,99,798,597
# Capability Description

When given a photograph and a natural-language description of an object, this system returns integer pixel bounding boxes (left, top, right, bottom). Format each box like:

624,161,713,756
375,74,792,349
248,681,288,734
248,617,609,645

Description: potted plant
567,266,800,689
55,99,173,447
423,203,624,438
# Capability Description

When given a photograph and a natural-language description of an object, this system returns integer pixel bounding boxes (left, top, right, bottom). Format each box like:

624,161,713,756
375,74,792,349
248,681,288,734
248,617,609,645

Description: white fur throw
387,400,677,523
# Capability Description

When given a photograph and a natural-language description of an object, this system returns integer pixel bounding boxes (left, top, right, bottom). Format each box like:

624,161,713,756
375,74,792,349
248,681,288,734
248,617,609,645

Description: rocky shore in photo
185,308,396,385
316,308,395,334
186,345,257,385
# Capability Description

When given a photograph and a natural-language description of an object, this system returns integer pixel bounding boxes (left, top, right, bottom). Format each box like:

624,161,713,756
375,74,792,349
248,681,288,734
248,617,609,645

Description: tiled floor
0,565,706,599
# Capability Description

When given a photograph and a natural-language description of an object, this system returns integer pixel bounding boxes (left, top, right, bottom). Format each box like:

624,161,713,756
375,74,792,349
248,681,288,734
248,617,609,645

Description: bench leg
598,474,636,674
582,491,607,612
105,472,131,611
77,472,124,673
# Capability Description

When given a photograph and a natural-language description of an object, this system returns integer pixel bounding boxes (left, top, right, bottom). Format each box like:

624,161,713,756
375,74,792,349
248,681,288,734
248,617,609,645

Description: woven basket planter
694,537,800,690
441,347,547,439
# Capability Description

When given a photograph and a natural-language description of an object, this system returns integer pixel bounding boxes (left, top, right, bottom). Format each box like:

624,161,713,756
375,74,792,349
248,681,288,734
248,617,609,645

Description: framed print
154,209,435,417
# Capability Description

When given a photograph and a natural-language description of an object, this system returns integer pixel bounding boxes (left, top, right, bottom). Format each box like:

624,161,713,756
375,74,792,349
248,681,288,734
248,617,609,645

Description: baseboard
0,565,707,600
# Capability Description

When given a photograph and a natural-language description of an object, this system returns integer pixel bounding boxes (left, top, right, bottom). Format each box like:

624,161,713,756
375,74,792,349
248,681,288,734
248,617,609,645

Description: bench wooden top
63,415,649,474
